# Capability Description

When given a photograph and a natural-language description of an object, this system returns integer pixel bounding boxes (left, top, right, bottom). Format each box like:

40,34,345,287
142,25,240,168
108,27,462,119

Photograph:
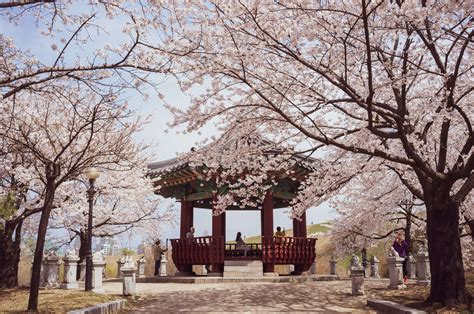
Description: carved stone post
370,256,380,278
415,248,430,286
117,256,126,278
329,256,337,275
44,252,61,289
350,254,364,295
92,252,106,293
310,259,317,275
407,254,416,279
387,248,407,289
136,256,146,278
160,254,168,276
122,257,137,296
79,261,86,281
61,250,79,289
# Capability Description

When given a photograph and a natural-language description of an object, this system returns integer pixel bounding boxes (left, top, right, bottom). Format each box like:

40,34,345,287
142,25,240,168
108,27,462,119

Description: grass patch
367,271,474,312
0,288,121,313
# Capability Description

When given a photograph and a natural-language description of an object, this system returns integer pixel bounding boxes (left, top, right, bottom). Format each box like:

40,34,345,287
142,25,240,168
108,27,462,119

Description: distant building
97,237,120,256
137,242,146,255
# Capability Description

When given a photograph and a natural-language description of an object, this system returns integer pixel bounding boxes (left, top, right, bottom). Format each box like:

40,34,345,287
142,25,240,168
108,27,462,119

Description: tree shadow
127,281,379,313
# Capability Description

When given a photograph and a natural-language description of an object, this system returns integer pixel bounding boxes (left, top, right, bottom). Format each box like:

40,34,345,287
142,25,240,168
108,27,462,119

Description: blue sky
1,5,338,249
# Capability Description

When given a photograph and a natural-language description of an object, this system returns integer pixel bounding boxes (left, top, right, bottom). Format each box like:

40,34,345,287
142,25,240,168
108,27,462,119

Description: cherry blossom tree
0,1,169,100
0,85,147,310
0,2,176,310
329,167,426,256
0,141,40,288
157,1,473,305
49,166,175,274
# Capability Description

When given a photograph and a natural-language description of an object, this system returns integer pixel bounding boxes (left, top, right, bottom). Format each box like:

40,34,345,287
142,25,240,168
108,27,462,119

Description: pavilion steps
223,260,263,277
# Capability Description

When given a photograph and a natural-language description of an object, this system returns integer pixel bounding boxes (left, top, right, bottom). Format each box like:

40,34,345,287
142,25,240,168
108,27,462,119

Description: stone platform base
126,274,340,284
223,260,263,277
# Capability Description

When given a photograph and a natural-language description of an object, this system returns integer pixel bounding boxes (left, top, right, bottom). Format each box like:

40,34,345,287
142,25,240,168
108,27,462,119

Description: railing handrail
170,236,223,241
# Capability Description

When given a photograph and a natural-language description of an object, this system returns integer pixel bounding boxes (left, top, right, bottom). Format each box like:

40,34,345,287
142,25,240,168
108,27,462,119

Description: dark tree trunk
28,165,59,312
0,221,22,288
425,181,472,306
404,211,412,255
76,230,88,280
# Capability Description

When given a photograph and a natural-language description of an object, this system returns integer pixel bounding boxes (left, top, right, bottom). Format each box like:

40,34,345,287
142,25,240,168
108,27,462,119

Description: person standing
392,233,409,282
152,239,168,276
235,232,250,257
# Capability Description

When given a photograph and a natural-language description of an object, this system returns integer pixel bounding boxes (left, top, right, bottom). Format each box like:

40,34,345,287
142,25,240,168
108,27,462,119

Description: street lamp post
85,167,100,291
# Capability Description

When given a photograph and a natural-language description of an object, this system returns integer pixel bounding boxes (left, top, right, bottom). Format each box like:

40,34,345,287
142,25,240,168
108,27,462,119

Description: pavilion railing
170,236,224,268
262,236,316,267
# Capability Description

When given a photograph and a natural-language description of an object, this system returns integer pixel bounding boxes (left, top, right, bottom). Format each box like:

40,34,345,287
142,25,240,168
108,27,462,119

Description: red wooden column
179,200,193,273
293,211,307,273
292,211,307,238
211,196,225,274
262,192,274,273
180,200,194,239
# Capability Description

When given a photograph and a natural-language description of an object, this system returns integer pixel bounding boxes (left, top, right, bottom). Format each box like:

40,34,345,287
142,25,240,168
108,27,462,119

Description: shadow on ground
126,280,387,312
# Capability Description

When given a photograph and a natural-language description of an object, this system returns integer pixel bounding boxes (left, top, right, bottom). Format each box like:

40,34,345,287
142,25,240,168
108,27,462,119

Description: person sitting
235,232,250,257
186,226,195,239
274,226,286,237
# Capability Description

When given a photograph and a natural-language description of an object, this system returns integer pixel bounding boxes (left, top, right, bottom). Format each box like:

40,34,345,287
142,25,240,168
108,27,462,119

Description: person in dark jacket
392,233,409,282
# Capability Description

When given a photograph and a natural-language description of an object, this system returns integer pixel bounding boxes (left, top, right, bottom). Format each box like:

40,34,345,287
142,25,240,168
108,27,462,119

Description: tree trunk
425,181,472,306
76,230,88,280
405,211,412,255
27,167,58,312
0,222,22,288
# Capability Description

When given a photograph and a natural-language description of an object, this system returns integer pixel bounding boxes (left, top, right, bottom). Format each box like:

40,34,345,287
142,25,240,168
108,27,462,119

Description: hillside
242,223,389,277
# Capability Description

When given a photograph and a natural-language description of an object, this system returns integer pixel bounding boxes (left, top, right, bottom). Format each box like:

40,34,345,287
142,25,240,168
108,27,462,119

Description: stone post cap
122,256,137,271
45,251,62,263
350,254,360,267
329,256,337,263
386,256,405,263
92,251,105,263
414,252,429,259
388,247,400,258
370,256,379,263
407,254,415,262
64,249,79,261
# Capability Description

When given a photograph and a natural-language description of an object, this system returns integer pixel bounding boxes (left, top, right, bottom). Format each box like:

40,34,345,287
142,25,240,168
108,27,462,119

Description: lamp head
85,167,100,180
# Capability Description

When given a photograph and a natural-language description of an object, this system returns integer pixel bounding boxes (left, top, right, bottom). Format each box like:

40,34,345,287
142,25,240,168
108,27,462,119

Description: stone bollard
370,256,380,278
92,252,106,293
39,255,47,288
310,259,317,275
61,250,79,289
350,254,365,295
117,256,126,278
387,248,407,289
329,256,337,275
122,256,137,296
136,256,146,278
407,254,416,279
160,254,168,276
79,261,86,281
415,248,430,286
44,252,61,289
